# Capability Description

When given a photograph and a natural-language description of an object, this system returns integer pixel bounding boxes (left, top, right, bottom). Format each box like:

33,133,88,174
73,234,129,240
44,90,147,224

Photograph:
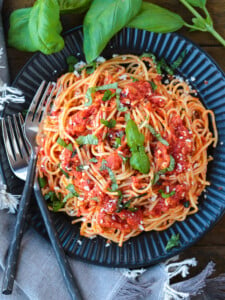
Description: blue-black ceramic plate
1,26,225,268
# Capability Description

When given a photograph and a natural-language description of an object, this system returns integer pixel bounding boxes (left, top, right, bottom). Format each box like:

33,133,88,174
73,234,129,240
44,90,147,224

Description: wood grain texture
2,0,225,278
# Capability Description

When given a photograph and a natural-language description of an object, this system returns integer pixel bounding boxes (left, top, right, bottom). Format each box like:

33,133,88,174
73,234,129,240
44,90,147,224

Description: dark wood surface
3,0,225,279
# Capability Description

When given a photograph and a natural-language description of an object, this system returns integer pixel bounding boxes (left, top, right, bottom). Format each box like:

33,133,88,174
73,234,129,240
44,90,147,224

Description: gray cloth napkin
0,208,225,300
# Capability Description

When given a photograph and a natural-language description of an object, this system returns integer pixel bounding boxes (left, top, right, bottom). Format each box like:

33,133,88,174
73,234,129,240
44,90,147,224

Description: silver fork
2,82,83,300
1,81,54,293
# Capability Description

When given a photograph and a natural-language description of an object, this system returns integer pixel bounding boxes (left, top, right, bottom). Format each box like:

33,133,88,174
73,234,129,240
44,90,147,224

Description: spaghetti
36,54,218,246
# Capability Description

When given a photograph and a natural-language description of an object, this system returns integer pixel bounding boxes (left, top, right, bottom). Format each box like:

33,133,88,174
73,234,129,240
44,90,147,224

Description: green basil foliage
89,157,98,163
85,83,118,106
63,183,79,202
76,134,98,145
128,2,185,33
126,119,150,174
58,0,92,14
100,159,118,191
185,0,206,9
165,234,180,251
66,55,78,72
57,137,73,151
29,0,64,55
152,155,175,184
145,124,169,146
38,176,47,188
102,90,116,102
159,190,176,199
44,191,64,211
83,0,142,63
100,119,116,128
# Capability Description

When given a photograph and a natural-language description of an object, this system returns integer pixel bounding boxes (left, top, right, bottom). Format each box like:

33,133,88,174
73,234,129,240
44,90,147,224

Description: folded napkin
0,204,225,300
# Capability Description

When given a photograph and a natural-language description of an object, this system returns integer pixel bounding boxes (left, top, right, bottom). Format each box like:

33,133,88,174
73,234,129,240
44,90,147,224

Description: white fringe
0,184,19,213
164,258,197,300
0,84,25,111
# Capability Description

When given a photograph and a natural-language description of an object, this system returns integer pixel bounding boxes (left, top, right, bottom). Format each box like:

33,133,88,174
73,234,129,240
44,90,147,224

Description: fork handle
2,153,37,295
34,179,83,300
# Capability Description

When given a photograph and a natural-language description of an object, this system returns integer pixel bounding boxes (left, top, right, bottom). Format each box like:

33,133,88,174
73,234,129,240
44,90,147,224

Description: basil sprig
165,234,180,251
85,83,118,106
159,190,176,199
100,159,118,191
44,191,64,212
38,176,47,188
57,137,73,151
63,183,79,202
125,119,150,174
145,124,169,146
102,90,116,102
100,119,116,128
76,134,98,145
152,155,175,184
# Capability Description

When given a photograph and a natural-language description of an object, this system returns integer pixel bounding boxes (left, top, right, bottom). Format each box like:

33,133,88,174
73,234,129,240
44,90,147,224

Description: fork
2,82,83,299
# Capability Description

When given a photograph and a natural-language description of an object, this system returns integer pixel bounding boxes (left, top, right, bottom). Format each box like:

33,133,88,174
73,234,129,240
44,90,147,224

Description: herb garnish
76,134,98,146
126,119,150,174
100,119,116,128
102,90,116,102
145,124,169,146
38,176,47,188
59,166,70,179
116,88,127,112
57,137,73,152
44,191,63,212
152,155,175,185
89,157,98,163
66,55,78,72
85,83,118,106
159,190,176,199
63,183,79,202
100,159,118,191
165,234,180,251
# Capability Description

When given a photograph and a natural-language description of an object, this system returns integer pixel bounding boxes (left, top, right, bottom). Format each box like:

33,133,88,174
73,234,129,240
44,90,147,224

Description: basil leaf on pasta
38,176,47,188
100,119,116,128
145,124,169,146
76,134,98,145
159,190,175,198
165,234,180,251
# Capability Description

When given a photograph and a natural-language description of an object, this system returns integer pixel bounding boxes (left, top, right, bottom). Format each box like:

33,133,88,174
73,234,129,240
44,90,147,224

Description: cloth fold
0,208,225,300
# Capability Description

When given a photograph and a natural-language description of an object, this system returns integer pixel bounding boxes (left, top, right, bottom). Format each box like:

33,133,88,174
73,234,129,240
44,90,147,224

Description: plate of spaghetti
1,26,225,267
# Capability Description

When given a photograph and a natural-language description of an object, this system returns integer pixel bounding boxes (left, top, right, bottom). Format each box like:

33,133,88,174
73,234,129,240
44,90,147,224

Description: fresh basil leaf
60,167,70,178
130,149,150,174
130,76,139,82
171,50,186,70
57,137,73,151
80,61,97,74
102,90,115,102
44,191,63,211
38,176,47,188
83,0,142,62
66,55,78,72
128,2,185,33
158,58,174,75
76,165,84,172
145,124,169,146
8,8,38,52
96,83,118,91
116,88,127,112
149,81,157,91
59,0,92,14
89,158,98,163
29,0,64,55
66,183,79,196
165,234,180,251
191,17,207,31
129,193,147,202
76,134,98,145
63,192,74,202
100,119,116,128
114,137,121,149
116,191,124,212
185,0,206,9
85,87,96,106
159,190,175,199
152,155,175,184
126,119,145,149
100,159,118,191
125,113,131,122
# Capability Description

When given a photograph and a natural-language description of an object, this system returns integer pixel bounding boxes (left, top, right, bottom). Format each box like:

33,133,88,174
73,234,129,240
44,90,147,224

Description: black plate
1,26,225,268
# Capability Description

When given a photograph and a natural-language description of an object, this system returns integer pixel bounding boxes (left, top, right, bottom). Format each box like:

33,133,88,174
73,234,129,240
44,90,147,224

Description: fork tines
2,114,30,166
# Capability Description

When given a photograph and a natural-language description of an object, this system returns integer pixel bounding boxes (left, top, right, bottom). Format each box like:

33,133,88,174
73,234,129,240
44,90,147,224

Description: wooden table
3,0,225,279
